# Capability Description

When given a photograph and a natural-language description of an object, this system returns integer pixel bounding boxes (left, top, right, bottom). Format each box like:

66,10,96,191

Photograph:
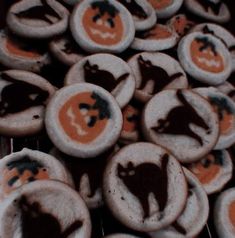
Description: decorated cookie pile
0,0,234,237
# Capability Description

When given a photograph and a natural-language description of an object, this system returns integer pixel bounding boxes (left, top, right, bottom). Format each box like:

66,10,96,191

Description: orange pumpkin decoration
173,16,194,37
122,105,139,132
148,0,172,10
59,91,111,144
5,38,41,58
149,25,172,39
190,37,224,73
82,1,124,46
189,153,221,185
229,201,235,228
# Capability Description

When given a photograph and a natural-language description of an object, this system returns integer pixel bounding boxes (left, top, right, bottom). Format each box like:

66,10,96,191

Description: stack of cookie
0,0,234,237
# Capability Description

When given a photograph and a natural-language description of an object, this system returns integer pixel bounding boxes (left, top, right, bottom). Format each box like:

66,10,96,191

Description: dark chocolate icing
201,150,224,168
172,221,187,235
135,27,156,39
197,0,222,15
7,156,45,186
83,60,129,92
14,0,61,24
0,72,49,116
118,0,147,19
152,90,210,145
195,37,217,56
19,196,82,238
117,153,169,219
228,90,235,98
137,55,183,94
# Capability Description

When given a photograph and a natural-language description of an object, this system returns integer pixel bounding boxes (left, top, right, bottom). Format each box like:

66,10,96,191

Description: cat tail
61,220,83,238
116,73,129,84
161,154,169,172
170,72,184,81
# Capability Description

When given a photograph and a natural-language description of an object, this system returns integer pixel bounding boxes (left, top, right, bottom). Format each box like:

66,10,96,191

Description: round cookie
167,14,195,39
0,148,71,201
103,142,187,232
45,83,123,158
0,70,55,137
65,54,136,108
49,33,85,66
0,180,91,238
51,147,117,209
127,52,188,103
147,0,183,19
194,87,235,149
188,150,233,195
0,30,51,72
117,0,156,31
142,89,219,163
178,32,232,85
214,188,235,238
70,0,135,53
131,24,178,51
191,23,235,73
7,0,69,39
104,234,140,238
184,0,230,23
149,168,209,238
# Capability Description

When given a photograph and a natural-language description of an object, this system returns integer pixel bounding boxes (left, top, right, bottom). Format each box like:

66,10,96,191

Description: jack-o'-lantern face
190,37,224,73
122,105,139,132
82,1,124,46
188,153,222,185
148,0,172,10
229,201,235,228
5,38,41,59
59,92,111,144
1,157,49,196
209,96,234,135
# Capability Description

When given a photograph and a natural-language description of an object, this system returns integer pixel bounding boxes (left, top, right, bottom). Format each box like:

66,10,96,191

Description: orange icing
147,25,172,39
122,105,139,132
6,38,41,58
148,0,172,10
189,154,220,184
229,201,235,228
2,167,49,195
59,92,109,144
82,6,123,46
190,39,224,73
173,16,193,36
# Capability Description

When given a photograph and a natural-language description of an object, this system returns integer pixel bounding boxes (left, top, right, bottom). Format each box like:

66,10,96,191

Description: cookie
214,188,235,238
178,32,232,85
127,52,188,103
0,30,51,72
194,87,235,149
0,70,55,137
70,0,135,53
130,24,178,51
167,14,195,39
188,150,233,195
45,83,123,158
51,146,117,209
217,82,235,102
118,0,156,31
184,0,231,23
65,53,136,108
104,234,141,238
0,180,91,238
142,89,219,163
103,142,187,232
49,33,85,66
7,0,69,39
0,148,71,201
147,0,183,19
149,168,209,238
191,23,235,73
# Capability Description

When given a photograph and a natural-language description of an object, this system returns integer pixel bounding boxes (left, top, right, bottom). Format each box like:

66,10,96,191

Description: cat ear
117,163,123,171
127,161,134,169
138,55,144,63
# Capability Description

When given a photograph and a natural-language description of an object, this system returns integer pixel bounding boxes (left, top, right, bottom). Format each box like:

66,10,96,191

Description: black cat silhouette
197,0,222,15
0,72,49,116
7,156,45,186
118,0,147,19
19,196,82,238
152,90,210,145
83,60,129,92
14,0,60,24
117,153,169,219
137,55,183,94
